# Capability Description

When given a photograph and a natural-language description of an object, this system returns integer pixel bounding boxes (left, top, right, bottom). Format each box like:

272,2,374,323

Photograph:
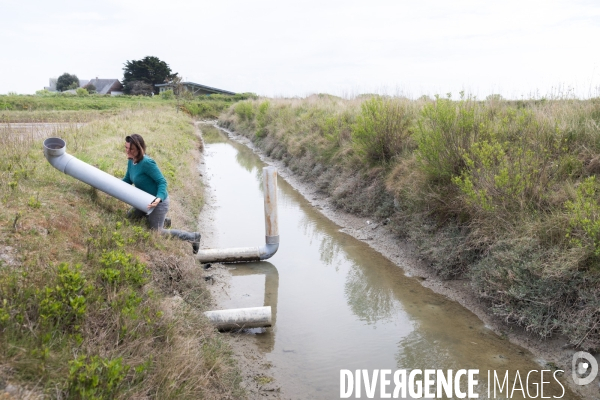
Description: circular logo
572,351,598,386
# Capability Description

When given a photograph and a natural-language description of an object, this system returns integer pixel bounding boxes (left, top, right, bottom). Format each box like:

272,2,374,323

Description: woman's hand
148,198,161,209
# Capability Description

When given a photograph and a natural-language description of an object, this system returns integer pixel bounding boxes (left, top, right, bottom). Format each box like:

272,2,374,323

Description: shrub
471,239,567,338
256,100,271,137
38,263,91,331
452,106,572,213
486,94,504,101
27,195,41,208
182,102,198,115
416,94,484,182
76,88,89,97
160,89,174,100
234,101,254,121
98,249,149,288
566,176,600,255
35,89,57,97
68,355,129,399
352,97,414,165
83,84,97,94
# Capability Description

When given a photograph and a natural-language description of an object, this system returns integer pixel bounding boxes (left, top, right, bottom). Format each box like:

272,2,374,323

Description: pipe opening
44,139,64,149
43,138,66,156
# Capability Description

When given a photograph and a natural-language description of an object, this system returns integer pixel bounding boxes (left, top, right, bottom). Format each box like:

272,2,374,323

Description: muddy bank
194,121,598,399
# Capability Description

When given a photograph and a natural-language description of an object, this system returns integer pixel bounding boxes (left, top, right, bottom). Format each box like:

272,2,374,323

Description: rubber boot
191,232,201,254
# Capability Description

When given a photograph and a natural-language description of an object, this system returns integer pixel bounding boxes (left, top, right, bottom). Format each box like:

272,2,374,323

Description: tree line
55,56,176,96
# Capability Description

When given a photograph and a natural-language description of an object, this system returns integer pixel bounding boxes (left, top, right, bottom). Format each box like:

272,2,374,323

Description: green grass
0,92,257,120
0,93,158,111
0,106,243,398
220,94,600,350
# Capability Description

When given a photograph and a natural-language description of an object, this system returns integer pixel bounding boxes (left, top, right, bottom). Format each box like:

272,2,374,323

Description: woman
123,134,201,253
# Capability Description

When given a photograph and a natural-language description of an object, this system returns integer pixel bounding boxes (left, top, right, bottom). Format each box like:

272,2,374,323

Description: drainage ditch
200,127,577,400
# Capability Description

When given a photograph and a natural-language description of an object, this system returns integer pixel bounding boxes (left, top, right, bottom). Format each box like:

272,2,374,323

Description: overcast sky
1,0,599,99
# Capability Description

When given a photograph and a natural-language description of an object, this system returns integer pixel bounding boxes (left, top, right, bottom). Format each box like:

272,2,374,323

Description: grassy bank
220,94,600,350
0,92,257,121
0,107,243,398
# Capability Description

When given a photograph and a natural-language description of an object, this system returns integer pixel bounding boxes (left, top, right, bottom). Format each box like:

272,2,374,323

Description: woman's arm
145,158,168,201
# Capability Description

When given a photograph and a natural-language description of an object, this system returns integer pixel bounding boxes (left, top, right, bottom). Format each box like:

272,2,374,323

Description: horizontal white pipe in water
43,137,156,214
196,166,279,262
204,306,272,330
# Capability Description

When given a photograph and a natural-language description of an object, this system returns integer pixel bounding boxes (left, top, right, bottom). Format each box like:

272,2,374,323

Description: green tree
122,56,177,95
56,73,80,92
83,83,96,94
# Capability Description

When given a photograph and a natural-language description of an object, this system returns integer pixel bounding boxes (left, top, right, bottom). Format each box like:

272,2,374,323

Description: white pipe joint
196,166,279,263
43,137,156,214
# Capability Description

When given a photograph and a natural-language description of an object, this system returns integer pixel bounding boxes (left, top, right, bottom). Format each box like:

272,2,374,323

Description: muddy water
202,128,578,400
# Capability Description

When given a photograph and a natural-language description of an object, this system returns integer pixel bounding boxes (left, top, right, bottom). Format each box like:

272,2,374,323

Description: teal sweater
122,155,168,201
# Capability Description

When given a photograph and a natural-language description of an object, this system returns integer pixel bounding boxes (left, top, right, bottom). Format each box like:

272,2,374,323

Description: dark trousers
127,197,198,241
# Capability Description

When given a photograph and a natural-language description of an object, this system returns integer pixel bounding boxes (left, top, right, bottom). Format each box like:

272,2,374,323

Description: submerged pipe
204,306,272,330
43,137,156,214
196,166,279,263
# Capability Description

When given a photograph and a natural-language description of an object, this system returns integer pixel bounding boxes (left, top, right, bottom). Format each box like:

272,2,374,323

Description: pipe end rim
43,138,66,156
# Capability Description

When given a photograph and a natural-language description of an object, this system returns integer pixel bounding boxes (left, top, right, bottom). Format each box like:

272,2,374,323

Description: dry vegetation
0,107,243,398
220,93,600,350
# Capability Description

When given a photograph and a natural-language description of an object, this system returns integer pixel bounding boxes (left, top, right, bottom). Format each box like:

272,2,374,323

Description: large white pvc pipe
43,137,156,214
196,166,279,263
204,306,272,330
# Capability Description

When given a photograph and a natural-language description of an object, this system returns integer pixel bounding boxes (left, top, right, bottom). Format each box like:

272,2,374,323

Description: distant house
155,81,236,96
85,78,123,95
44,77,123,95
44,78,57,92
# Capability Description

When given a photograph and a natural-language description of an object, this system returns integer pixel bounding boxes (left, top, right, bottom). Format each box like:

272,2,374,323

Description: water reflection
318,234,344,270
204,125,265,189
235,143,261,176
201,125,225,144
345,262,399,324
228,262,279,353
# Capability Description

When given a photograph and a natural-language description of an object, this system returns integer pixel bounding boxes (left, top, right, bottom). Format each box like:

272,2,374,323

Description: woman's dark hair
125,134,146,163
